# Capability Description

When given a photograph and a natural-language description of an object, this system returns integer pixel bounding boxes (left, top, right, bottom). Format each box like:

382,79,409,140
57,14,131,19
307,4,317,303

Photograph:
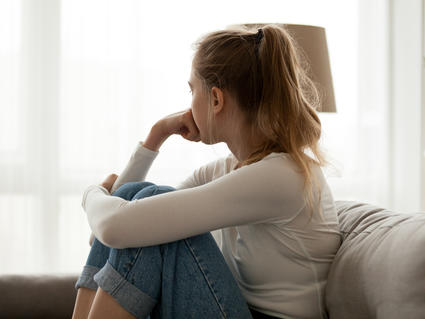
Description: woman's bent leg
87,182,253,319
153,231,254,319
75,182,154,291
77,182,171,318
73,182,157,319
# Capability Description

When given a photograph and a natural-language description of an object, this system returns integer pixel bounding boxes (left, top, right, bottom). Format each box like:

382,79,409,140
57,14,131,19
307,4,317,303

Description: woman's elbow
95,219,124,249
93,214,144,249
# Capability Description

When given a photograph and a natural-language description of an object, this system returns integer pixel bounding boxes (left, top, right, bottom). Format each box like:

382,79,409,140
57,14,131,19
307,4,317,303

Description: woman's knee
111,181,156,200
131,184,176,200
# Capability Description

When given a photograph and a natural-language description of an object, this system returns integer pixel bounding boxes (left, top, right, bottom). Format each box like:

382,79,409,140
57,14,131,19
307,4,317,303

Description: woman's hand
100,173,119,193
144,108,201,152
160,108,201,142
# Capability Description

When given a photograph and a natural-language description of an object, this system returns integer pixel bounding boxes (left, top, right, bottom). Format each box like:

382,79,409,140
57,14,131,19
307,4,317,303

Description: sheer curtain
0,0,416,274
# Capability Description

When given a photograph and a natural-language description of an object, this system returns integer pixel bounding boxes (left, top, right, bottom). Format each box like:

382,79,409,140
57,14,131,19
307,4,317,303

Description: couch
1,200,424,319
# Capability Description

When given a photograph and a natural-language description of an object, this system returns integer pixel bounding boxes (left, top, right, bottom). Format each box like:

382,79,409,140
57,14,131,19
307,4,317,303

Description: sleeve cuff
135,141,159,159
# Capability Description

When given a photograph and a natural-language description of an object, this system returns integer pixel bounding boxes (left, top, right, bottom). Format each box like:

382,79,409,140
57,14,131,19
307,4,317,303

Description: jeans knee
111,181,156,200
132,184,176,200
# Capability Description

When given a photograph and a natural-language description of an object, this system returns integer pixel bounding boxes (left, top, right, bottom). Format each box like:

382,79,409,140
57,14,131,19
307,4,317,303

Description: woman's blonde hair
191,24,330,222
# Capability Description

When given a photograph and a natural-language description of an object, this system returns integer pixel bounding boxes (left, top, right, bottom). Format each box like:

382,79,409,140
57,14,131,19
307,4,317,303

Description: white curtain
0,0,419,274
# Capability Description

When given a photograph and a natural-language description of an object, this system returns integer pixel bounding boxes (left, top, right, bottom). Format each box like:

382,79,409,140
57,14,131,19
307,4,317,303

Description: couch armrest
0,273,79,319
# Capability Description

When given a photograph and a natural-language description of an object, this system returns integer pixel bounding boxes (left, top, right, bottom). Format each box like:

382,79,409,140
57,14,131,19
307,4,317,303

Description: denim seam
125,248,143,279
110,275,126,296
110,247,143,296
184,238,227,318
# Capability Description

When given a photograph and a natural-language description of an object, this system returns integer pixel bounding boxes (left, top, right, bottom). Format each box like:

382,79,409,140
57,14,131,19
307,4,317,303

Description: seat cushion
325,201,425,319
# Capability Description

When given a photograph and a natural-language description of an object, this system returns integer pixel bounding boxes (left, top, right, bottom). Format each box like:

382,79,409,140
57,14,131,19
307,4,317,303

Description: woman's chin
201,135,217,145
199,131,221,145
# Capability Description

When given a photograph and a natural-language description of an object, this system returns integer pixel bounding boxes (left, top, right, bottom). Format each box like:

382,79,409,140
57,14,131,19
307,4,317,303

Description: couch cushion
0,273,79,319
325,201,425,319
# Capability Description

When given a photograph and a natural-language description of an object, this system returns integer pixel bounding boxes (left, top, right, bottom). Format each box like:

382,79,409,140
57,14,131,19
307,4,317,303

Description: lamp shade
227,23,337,113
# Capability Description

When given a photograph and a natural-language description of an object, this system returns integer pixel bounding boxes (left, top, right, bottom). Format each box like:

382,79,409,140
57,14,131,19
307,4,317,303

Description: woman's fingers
181,109,200,141
100,173,118,193
159,108,201,142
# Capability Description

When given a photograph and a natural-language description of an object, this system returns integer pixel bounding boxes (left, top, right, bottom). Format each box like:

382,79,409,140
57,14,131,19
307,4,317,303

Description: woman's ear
210,86,225,115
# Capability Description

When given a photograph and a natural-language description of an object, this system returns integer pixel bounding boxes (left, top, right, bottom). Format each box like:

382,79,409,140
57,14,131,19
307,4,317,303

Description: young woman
72,24,341,319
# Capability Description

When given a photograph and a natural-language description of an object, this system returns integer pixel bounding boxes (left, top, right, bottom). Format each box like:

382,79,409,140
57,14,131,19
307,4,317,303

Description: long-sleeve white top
82,141,341,319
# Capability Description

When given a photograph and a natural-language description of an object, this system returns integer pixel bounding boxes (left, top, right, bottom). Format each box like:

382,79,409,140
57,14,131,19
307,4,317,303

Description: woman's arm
111,108,200,193
82,157,306,249
109,142,159,194
109,122,166,194
88,108,201,245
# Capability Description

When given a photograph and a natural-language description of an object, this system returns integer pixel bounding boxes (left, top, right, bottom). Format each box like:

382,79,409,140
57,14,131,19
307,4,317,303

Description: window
1,0,422,274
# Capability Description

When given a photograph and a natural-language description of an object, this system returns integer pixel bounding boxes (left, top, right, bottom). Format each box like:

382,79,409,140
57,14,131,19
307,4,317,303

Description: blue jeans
75,181,258,319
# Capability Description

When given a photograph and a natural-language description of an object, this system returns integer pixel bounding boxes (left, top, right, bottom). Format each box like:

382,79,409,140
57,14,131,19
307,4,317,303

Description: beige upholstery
0,200,424,318
326,201,425,319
